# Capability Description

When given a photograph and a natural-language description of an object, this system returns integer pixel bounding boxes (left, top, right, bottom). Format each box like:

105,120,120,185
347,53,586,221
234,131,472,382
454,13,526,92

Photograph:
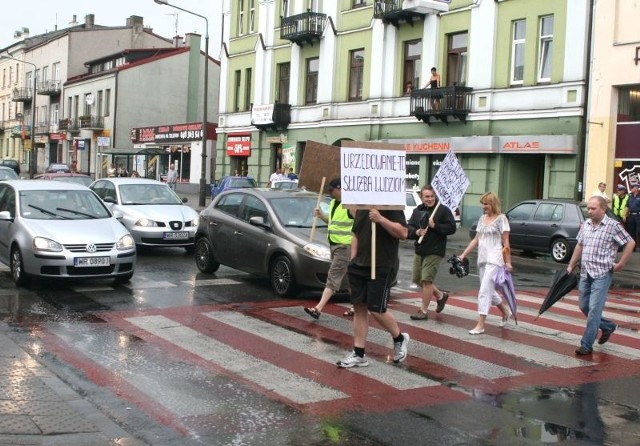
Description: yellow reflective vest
327,199,353,245
613,194,628,219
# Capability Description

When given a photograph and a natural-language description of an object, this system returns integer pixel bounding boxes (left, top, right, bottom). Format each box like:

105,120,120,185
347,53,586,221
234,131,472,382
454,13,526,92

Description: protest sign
431,150,469,211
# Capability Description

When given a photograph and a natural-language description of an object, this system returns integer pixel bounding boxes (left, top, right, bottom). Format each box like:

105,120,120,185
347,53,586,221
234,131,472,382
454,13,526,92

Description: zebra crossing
44,288,640,416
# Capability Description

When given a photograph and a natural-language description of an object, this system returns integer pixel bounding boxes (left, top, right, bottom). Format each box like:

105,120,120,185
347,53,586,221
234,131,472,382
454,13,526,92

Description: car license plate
163,231,189,240
74,257,110,267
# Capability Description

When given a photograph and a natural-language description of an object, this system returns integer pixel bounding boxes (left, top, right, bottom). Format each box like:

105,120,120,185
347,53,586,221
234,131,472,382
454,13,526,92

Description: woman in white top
459,192,511,334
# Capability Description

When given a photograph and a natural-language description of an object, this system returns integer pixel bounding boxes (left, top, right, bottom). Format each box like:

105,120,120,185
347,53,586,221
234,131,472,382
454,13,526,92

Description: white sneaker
336,351,368,368
499,311,511,327
393,333,410,363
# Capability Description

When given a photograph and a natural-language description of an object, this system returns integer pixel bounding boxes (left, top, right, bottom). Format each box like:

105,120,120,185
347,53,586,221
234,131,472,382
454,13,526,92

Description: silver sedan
0,180,136,286
90,178,199,251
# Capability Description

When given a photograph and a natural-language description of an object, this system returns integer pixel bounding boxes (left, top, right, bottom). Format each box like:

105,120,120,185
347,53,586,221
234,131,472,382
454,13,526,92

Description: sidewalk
0,323,144,445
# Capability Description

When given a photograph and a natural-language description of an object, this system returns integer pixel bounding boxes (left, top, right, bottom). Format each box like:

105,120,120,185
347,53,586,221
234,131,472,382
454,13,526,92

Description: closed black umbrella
535,269,579,319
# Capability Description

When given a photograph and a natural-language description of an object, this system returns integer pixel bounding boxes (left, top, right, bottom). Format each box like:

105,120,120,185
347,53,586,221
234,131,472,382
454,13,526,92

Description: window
538,15,553,82
617,87,640,121
238,0,245,35
447,32,468,87
349,49,365,101
278,63,290,104
234,70,241,112
105,89,111,116
244,68,252,111
352,0,366,7
403,40,421,94
305,58,319,104
249,0,255,33
511,20,526,85
52,62,60,81
83,93,92,116
42,66,48,82
97,90,103,117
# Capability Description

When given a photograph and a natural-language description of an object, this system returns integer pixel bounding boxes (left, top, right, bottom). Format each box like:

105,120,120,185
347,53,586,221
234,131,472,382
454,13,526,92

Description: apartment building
216,0,593,224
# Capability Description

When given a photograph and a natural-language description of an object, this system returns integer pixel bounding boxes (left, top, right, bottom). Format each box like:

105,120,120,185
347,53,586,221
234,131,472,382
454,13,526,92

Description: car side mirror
112,209,123,219
182,197,188,203
0,210,13,221
249,215,269,229
102,196,116,204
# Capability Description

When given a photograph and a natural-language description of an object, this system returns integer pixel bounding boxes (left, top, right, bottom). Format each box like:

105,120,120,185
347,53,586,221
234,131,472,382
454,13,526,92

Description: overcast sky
0,0,223,56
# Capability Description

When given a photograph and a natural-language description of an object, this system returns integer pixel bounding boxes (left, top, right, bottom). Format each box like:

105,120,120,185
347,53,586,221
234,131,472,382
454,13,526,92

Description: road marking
205,311,440,389
182,278,244,286
125,314,348,405
124,280,177,290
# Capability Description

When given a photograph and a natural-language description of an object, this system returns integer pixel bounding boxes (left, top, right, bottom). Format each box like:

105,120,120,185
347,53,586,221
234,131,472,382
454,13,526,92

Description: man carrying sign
407,185,457,320
336,208,409,367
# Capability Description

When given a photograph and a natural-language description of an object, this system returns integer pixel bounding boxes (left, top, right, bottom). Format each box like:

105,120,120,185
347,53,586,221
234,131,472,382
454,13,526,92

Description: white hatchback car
90,178,199,251
0,180,136,286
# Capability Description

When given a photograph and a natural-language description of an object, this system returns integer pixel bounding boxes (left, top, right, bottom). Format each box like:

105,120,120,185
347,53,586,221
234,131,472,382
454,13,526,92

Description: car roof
93,178,165,186
0,166,15,171
218,187,318,199
37,172,91,178
2,179,89,191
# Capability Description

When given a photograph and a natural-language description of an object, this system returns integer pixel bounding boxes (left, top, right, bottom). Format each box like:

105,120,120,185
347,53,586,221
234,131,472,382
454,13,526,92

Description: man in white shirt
591,182,611,204
267,168,284,187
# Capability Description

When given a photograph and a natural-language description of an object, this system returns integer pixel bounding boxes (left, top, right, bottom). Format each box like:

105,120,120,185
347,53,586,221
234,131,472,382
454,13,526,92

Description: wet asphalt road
1,241,640,445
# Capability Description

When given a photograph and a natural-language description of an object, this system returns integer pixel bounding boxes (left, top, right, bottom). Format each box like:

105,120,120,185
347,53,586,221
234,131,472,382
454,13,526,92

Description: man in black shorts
337,208,410,368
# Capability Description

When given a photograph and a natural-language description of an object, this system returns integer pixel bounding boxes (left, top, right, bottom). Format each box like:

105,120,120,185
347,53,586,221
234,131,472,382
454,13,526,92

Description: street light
1,55,37,177
154,0,210,207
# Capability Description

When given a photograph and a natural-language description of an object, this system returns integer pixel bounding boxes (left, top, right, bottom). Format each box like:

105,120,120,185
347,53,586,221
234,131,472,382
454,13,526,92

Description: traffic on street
1,229,639,445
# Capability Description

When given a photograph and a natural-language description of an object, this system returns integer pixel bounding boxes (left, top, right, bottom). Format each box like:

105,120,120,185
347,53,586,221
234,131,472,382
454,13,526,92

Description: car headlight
135,218,158,227
33,237,63,252
304,243,331,260
116,234,135,250
190,215,199,227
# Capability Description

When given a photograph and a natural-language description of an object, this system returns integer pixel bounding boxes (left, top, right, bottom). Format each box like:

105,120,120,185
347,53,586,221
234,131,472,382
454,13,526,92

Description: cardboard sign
431,150,469,211
297,140,341,193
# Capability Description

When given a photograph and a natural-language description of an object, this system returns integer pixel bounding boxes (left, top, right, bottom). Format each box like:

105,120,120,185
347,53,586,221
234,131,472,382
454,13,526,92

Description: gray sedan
0,180,136,286
91,178,199,251
195,188,332,297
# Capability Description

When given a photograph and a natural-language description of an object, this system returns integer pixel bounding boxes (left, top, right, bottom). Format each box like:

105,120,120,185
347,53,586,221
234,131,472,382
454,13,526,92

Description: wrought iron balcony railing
410,86,473,124
79,115,104,130
59,118,80,132
280,11,327,45
11,88,33,102
251,103,291,131
38,80,61,95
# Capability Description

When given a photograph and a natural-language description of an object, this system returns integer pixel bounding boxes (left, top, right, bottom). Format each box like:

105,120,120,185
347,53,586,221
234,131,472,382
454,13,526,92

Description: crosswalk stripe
398,296,640,360
182,278,244,286
273,307,524,380
125,315,349,405
204,311,440,389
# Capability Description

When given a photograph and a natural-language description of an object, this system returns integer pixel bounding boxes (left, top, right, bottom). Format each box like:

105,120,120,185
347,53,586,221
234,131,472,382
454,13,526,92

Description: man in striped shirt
567,196,635,355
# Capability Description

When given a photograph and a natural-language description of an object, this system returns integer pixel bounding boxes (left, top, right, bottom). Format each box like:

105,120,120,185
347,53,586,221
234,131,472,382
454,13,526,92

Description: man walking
304,178,354,319
625,183,640,249
567,196,635,355
167,163,178,190
407,185,457,320
336,207,409,368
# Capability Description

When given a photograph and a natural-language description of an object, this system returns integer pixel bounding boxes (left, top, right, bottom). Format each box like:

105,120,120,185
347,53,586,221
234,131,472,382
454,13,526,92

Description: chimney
126,15,144,27
69,15,78,26
85,14,95,28
173,35,184,47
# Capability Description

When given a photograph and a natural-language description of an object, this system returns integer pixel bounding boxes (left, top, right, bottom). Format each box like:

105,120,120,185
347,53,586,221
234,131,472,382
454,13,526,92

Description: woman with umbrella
458,192,511,334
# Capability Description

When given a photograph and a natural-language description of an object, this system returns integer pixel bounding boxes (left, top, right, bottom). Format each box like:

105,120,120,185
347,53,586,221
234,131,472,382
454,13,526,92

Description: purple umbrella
492,265,518,325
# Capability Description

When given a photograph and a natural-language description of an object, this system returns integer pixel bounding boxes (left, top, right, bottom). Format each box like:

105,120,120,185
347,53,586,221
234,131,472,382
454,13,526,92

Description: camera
448,255,469,278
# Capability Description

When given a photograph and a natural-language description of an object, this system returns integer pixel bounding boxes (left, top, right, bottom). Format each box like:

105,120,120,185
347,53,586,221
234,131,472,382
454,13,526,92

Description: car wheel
551,238,570,263
195,237,220,273
10,246,27,287
270,255,298,298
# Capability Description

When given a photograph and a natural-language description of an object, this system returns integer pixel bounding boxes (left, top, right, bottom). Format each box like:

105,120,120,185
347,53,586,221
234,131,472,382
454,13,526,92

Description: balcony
79,115,104,130
10,124,31,138
11,88,33,103
35,122,54,135
0,121,4,134
38,80,61,96
280,11,327,46
410,86,473,125
373,0,448,26
251,103,291,131
59,118,80,132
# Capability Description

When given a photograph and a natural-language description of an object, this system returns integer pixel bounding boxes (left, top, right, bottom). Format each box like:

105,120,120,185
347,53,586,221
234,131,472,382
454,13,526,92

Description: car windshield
50,176,93,187
0,169,18,180
119,184,183,205
269,196,330,228
228,178,256,188
20,190,111,220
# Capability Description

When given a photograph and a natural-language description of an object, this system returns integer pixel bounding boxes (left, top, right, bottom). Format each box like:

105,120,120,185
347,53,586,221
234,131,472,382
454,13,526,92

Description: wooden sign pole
309,177,326,242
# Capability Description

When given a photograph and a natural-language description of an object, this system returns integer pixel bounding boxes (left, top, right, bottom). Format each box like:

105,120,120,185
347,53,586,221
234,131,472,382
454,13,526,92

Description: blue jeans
578,272,615,350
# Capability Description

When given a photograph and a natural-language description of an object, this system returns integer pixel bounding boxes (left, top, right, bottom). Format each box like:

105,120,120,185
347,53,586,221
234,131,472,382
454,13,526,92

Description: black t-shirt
351,209,407,269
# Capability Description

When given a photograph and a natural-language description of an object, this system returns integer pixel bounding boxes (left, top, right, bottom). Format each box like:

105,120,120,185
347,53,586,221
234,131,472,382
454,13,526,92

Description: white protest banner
340,147,406,207
431,150,469,211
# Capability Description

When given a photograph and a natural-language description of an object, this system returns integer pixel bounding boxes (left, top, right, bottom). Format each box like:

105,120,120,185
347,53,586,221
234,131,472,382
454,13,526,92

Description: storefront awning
97,147,166,156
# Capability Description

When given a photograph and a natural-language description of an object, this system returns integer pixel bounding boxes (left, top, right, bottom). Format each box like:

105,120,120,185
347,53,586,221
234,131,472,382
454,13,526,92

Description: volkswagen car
90,177,199,251
0,180,135,286
195,188,332,297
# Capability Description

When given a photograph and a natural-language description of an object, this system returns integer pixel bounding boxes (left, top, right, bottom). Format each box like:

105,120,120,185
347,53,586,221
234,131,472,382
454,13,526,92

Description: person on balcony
424,67,442,111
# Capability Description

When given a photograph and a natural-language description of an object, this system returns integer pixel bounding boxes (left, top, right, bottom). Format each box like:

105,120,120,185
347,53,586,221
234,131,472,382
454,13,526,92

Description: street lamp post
154,0,210,207
1,55,37,177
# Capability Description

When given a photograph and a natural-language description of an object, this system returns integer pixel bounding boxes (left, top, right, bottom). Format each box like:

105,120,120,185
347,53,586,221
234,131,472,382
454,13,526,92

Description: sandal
343,307,354,317
304,307,320,320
